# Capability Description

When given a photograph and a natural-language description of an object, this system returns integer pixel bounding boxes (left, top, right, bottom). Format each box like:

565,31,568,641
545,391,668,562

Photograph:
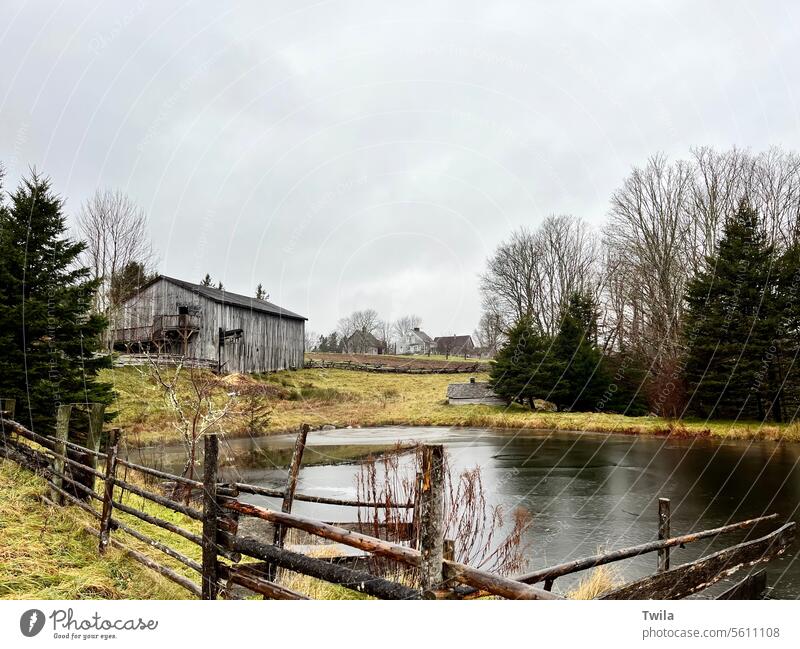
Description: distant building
111,275,306,373
342,329,386,355
446,378,506,406
434,334,475,357
396,327,433,355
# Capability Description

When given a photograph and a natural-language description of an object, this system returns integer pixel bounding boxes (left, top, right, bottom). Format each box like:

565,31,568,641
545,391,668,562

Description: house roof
140,275,307,321
412,329,433,344
446,381,498,400
346,330,383,347
434,334,474,348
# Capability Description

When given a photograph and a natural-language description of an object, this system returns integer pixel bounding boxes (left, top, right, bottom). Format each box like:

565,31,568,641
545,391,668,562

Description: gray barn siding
120,278,305,373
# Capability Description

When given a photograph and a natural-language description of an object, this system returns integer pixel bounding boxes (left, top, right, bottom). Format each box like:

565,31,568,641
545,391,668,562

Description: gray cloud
2,0,799,334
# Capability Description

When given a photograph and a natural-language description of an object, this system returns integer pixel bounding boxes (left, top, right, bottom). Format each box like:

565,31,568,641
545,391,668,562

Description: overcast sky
2,1,799,336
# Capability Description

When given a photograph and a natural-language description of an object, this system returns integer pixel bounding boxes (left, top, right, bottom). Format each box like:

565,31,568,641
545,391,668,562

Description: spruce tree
549,293,607,411
200,273,212,286
683,200,781,420
489,317,554,408
0,170,113,433
771,242,800,420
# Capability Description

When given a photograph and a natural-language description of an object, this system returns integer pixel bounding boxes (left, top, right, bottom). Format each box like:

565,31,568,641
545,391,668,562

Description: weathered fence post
98,428,121,554
201,432,220,600
657,497,671,572
273,423,310,548
411,471,423,550
86,402,106,468
51,404,72,504
419,444,445,592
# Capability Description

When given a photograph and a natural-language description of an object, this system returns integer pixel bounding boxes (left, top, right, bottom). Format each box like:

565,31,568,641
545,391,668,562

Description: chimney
413,327,420,332
469,376,476,383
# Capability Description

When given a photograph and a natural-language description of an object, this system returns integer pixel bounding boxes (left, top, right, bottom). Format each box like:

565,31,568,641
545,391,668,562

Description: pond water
132,426,800,598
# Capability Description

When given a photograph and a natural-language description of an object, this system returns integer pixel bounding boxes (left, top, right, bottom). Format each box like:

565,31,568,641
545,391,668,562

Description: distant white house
396,327,433,355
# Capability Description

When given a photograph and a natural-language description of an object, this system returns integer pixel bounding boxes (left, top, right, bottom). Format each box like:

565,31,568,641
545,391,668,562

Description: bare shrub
355,445,532,583
145,360,235,500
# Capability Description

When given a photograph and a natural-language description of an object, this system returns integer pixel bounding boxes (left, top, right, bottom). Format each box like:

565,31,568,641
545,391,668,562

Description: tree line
484,147,800,420
312,310,430,354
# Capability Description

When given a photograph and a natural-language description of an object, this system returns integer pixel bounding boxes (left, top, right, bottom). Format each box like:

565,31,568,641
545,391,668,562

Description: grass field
102,365,800,447
0,457,364,600
0,459,190,599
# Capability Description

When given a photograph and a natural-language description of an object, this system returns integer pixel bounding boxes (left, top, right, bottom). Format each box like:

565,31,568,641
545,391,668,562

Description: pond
132,426,800,598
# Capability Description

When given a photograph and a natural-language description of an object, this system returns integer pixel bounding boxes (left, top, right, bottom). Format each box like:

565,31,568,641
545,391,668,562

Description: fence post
657,497,671,572
51,404,72,504
98,428,121,554
419,444,445,592
411,471,423,550
273,423,310,548
201,432,220,600
86,403,106,466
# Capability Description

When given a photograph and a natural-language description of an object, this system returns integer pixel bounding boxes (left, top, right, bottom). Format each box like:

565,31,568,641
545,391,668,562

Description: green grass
102,365,800,446
0,459,189,599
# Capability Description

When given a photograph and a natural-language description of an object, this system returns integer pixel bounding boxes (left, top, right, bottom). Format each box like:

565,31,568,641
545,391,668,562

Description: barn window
176,303,201,316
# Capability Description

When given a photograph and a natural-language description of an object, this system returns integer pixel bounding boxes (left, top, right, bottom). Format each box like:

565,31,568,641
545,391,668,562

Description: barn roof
446,381,498,400
143,275,307,321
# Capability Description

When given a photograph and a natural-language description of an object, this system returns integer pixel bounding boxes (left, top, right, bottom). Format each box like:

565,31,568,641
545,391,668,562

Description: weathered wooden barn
111,275,306,373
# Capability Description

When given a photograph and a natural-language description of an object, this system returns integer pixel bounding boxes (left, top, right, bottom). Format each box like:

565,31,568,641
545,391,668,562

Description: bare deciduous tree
337,308,381,352
77,189,155,338
473,311,504,357
480,215,599,337
392,314,422,340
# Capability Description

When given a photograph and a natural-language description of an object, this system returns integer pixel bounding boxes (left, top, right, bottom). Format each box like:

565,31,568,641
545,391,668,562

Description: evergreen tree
596,350,649,415
769,242,800,420
109,260,150,306
489,317,554,408
549,293,607,411
255,283,268,300
683,200,782,420
200,273,212,286
0,170,113,433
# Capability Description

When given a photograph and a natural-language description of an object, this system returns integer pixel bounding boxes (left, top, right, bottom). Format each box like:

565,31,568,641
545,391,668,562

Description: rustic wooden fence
304,358,487,374
0,413,795,600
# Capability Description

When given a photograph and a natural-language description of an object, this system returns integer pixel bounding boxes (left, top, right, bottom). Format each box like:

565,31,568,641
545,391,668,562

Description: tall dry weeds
354,444,532,583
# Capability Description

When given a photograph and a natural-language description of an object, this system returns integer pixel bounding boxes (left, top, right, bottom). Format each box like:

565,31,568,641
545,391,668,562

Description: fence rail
1,414,795,601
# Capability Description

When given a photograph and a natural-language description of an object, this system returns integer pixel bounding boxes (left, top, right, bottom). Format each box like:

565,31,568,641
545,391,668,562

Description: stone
533,399,558,412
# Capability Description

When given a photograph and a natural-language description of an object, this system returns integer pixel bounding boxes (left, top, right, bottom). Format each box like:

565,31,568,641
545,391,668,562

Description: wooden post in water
201,432,220,600
657,498,671,572
419,444,445,592
273,423,310,548
98,428,121,554
51,404,72,504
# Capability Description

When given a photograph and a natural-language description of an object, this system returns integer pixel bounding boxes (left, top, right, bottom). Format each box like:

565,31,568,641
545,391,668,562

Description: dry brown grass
565,565,621,599
104,365,800,447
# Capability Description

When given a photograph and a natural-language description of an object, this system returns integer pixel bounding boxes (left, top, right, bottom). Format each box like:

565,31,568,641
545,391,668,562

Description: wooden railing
0,415,795,600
